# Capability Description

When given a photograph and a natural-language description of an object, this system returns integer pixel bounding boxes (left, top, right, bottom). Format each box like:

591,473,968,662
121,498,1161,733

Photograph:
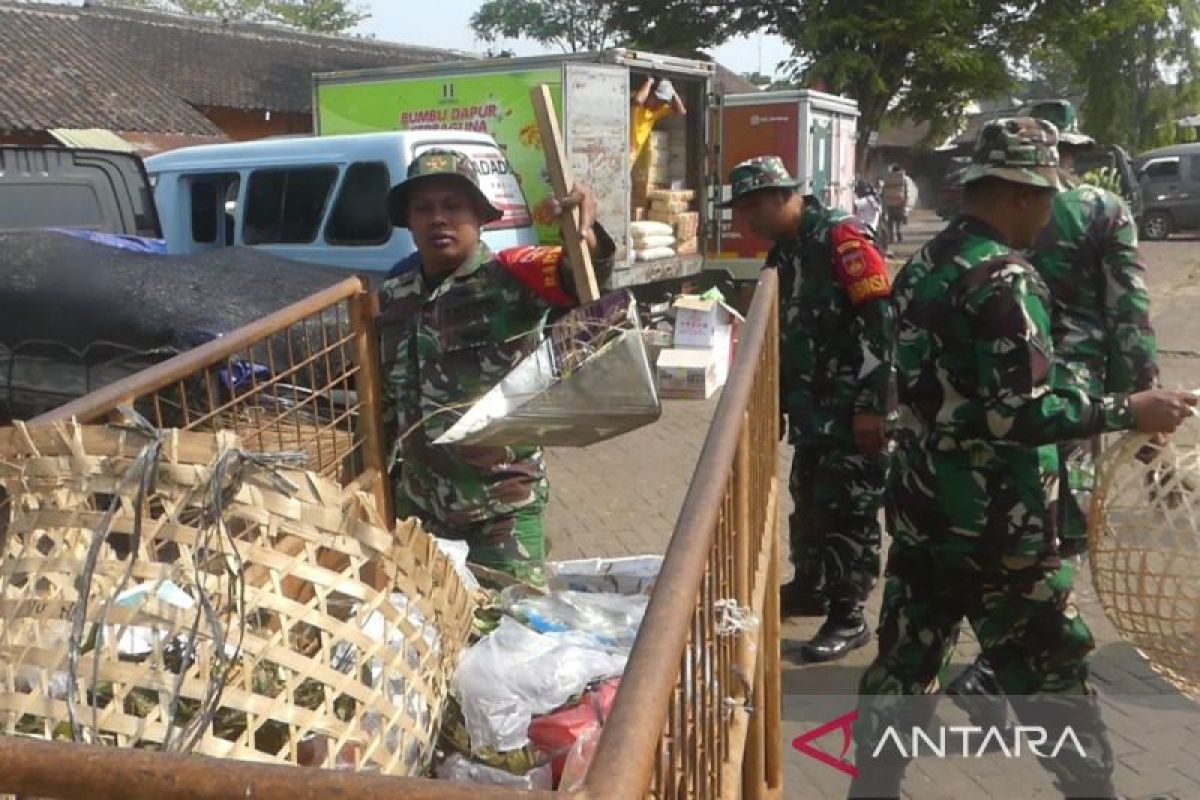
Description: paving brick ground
541,211,1200,799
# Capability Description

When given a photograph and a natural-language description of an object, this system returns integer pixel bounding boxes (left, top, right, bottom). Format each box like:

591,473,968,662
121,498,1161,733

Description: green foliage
1033,0,1200,150
470,0,621,52
1080,166,1124,193
735,1,1033,167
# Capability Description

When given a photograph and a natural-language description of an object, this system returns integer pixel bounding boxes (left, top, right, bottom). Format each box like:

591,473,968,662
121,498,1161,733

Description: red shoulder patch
496,245,575,307
830,222,890,306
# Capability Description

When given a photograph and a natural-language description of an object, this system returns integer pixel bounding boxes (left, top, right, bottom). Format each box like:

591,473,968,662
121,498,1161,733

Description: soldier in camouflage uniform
849,118,1195,799
948,117,1161,725
721,156,895,662
376,149,613,584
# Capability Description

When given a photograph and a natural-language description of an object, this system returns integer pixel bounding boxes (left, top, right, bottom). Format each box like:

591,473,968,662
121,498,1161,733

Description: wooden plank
530,83,599,303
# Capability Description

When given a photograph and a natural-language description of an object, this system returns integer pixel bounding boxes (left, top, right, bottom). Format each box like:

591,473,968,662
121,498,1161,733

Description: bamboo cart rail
1,269,782,799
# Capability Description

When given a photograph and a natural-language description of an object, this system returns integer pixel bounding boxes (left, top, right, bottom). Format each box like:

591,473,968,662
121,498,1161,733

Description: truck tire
1141,211,1172,241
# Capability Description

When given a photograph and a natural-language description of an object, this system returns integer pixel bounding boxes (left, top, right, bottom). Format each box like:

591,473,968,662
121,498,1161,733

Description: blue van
146,131,538,273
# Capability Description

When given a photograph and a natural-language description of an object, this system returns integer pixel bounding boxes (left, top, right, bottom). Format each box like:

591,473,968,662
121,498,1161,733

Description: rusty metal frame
0,270,781,799
581,267,782,799
30,276,392,520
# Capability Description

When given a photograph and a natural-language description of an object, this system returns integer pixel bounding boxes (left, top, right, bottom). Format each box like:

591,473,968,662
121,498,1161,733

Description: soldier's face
732,190,792,240
1012,186,1056,248
407,178,483,275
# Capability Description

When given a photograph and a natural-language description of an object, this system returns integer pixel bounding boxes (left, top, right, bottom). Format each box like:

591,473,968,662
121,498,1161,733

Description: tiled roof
0,1,465,134
75,3,466,113
0,3,222,134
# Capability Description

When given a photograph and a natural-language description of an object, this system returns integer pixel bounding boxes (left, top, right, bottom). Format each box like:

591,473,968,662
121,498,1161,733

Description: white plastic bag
500,588,648,650
630,220,673,238
436,753,553,789
634,246,676,262
631,233,675,249
452,617,626,752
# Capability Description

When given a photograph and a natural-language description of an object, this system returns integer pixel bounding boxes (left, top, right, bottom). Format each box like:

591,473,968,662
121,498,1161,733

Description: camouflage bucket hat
718,155,800,208
387,148,504,228
960,117,1064,190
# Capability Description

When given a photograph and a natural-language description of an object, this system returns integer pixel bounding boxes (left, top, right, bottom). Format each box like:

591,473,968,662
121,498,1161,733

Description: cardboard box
649,189,695,203
657,347,719,399
671,295,744,348
676,236,698,256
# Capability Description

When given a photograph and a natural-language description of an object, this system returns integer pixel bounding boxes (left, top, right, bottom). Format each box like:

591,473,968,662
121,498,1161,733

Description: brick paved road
542,210,1200,800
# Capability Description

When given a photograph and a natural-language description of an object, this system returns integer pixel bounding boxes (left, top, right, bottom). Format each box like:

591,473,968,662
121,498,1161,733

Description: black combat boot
801,602,871,662
946,656,1016,749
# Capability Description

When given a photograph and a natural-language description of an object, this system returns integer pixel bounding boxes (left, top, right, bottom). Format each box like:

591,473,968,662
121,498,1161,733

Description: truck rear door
563,62,631,266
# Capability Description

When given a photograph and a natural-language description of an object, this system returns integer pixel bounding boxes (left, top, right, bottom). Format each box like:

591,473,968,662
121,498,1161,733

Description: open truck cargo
313,49,717,289
709,90,859,279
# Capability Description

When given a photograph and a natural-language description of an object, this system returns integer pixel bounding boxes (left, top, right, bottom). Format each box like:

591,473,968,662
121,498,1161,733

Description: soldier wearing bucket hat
848,117,1197,799
723,155,895,664
376,148,615,584
949,109,1161,739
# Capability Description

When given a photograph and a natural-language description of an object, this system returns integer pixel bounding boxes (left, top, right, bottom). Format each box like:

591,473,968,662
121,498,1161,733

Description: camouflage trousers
1058,436,1101,549
851,541,1114,796
788,444,885,605
395,484,548,585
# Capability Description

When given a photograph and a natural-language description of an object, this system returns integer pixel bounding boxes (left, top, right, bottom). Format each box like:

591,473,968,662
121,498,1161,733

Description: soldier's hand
852,411,887,455
1130,389,1198,434
547,183,598,251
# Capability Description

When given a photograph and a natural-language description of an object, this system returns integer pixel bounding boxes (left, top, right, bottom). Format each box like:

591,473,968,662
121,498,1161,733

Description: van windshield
413,142,532,231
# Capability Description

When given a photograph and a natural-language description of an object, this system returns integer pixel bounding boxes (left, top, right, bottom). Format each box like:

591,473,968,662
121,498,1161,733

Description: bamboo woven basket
0,420,474,774
1089,424,1200,698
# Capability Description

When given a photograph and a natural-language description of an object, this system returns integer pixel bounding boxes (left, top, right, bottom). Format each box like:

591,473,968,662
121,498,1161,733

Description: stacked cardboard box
647,189,699,255
655,295,744,399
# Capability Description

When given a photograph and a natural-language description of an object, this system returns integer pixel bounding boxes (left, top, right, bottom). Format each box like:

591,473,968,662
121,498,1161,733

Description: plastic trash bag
452,617,626,753
436,753,554,788
499,587,648,650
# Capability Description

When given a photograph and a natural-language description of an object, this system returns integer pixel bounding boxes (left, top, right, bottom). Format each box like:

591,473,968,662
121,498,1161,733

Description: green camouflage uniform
723,156,895,607
852,119,1122,798
377,150,613,583
1030,182,1158,549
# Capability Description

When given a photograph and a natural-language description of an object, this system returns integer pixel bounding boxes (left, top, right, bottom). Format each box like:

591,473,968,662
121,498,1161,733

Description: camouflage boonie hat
387,148,503,228
718,155,800,207
961,117,1063,190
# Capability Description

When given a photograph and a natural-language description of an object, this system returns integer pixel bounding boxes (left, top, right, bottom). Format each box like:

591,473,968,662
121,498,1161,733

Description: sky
354,0,794,79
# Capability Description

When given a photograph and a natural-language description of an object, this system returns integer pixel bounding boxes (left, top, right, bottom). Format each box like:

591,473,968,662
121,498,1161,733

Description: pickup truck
0,145,351,420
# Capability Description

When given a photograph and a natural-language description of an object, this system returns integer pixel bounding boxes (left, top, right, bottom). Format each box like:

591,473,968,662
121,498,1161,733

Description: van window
1191,155,1200,182
325,162,391,246
244,166,338,245
1143,159,1180,181
189,172,240,244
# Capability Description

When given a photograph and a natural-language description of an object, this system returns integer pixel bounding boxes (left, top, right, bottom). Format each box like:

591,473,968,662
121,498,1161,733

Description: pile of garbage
434,555,663,790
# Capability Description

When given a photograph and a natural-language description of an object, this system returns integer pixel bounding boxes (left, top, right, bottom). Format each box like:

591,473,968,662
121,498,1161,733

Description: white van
146,131,538,274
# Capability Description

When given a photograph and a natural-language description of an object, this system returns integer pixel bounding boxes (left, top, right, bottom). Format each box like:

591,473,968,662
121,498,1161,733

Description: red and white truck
710,90,859,278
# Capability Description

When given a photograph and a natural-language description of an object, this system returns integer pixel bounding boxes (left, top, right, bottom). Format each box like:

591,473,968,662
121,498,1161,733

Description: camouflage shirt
377,234,613,528
1029,182,1158,396
890,215,1136,556
771,199,895,447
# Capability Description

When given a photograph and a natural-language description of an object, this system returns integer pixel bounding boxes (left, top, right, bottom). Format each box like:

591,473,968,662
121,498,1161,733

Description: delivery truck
313,49,718,289
711,90,860,279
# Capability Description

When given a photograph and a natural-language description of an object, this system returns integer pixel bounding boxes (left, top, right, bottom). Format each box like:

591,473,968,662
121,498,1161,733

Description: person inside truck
376,148,614,585
630,75,687,163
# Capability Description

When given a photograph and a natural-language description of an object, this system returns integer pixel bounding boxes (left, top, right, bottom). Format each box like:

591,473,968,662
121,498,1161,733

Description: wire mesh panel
31,279,387,516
